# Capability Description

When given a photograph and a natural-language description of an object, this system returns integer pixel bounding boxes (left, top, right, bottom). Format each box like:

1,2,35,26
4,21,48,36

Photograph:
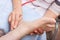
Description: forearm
12,0,22,14
0,24,28,40
44,1,60,19
0,19,45,40
12,0,22,9
44,9,59,19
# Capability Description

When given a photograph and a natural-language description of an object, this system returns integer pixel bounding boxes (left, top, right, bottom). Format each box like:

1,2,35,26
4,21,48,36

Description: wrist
17,22,31,35
32,19,46,28
44,10,58,18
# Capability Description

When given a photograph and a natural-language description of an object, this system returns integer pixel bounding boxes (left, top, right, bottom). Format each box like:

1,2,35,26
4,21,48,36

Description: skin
44,9,58,32
0,17,56,40
9,0,22,30
9,0,59,34
9,0,44,34
33,9,59,34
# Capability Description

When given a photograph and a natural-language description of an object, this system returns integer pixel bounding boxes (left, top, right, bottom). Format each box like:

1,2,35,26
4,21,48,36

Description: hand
30,9,57,35
30,17,56,35
30,28,44,35
8,10,22,30
17,17,56,34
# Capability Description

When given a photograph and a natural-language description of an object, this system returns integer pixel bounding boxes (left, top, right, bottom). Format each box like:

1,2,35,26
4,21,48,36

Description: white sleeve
49,2,60,15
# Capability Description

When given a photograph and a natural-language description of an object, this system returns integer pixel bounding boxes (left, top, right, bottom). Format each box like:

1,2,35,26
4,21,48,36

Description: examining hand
8,10,22,30
8,0,22,30
30,17,56,35
31,9,58,35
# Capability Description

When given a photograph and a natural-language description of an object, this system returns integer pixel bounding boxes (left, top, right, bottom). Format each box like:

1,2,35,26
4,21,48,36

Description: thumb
45,18,56,24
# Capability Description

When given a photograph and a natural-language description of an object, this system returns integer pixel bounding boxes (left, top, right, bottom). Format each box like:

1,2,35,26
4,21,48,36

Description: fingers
47,24,55,28
30,24,55,35
8,13,13,30
14,15,22,28
34,28,44,34
47,18,56,24
11,12,16,30
30,28,44,35
8,13,12,23
34,29,39,34
37,28,44,34
45,24,55,32
8,11,22,30
14,12,22,29
43,17,56,24
41,17,56,32
45,27,55,32
8,3,23,30
30,30,39,35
